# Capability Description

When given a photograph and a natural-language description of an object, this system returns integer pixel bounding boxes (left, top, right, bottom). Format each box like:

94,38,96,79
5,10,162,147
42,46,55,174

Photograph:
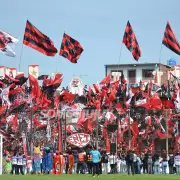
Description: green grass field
1,174,180,180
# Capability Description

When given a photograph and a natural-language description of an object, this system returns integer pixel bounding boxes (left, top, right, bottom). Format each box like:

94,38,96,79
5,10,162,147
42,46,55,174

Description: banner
5,67,17,78
66,133,90,148
111,71,122,82
0,66,5,79
28,65,39,78
16,72,24,77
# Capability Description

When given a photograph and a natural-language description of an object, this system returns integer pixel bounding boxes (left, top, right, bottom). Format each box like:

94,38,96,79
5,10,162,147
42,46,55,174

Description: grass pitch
1,174,180,180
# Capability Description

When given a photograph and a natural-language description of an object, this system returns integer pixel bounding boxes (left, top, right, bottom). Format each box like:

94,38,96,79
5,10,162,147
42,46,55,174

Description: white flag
0,30,19,57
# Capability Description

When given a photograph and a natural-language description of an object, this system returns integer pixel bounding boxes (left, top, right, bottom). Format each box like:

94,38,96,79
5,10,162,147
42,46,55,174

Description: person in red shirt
68,152,74,174
53,151,61,174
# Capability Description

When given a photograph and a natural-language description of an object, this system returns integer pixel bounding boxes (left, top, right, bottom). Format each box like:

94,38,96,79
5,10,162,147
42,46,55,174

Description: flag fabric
0,30,18,57
123,21,141,61
5,67,17,78
0,66,5,79
100,73,111,85
59,33,83,63
38,75,48,80
28,65,39,79
28,74,41,97
23,20,57,56
162,22,180,55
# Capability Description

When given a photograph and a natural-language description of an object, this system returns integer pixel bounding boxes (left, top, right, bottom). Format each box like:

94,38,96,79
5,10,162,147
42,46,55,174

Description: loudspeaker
110,143,116,153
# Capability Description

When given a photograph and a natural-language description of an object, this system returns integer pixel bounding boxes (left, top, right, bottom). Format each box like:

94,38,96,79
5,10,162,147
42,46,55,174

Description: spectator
168,151,174,174
174,152,180,175
11,152,17,175
126,150,135,175
90,147,101,177
153,154,160,174
101,151,109,174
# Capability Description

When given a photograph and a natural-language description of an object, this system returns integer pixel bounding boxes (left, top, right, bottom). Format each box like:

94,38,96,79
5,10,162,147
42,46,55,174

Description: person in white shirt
17,153,24,175
108,152,117,174
11,152,18,175
174,152,180,175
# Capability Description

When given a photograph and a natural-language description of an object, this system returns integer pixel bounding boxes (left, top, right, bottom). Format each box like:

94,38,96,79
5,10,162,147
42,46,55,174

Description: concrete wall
106,64,156,84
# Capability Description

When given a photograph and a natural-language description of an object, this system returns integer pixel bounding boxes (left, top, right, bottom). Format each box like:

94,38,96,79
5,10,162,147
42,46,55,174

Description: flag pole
158,43,163,64
18,19,27,71
18,41,24,71
128,109,131,149
117,42,123,72
165,109,169,157
55,31,65,73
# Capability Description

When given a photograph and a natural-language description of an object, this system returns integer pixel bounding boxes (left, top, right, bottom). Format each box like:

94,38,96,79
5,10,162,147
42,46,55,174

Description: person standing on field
90,147,102,177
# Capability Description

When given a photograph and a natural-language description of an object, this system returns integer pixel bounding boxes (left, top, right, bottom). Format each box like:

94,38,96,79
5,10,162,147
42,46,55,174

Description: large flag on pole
23,20,57,56
162,22,180,55
122,21,141,61
0,30,18,57
59,33,83,63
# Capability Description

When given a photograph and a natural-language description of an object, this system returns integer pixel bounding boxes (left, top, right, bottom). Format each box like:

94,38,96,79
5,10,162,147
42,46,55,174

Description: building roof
105,63,171,68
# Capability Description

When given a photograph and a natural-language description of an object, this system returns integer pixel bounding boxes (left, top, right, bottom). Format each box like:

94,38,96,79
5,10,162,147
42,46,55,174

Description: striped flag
23,20,57,56
123,21,141,61
162,22,180,55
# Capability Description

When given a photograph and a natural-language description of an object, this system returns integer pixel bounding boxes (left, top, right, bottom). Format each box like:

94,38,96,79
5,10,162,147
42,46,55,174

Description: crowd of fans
2,144,180,176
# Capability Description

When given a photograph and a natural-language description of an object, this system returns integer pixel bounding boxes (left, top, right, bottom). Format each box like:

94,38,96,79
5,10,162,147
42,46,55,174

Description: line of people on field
5,145,180,176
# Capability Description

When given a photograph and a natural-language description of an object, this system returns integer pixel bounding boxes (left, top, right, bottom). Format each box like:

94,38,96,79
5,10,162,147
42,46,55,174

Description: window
128,70,136,83
111,70,123,81
142,69,154,80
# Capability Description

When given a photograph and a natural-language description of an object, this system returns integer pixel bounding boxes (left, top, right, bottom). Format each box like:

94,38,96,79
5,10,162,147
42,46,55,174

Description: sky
1,0,180,86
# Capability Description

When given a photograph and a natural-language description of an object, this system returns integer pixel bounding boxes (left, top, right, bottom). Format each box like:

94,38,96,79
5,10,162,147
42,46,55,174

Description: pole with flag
128,109,131,149
96,110,99,150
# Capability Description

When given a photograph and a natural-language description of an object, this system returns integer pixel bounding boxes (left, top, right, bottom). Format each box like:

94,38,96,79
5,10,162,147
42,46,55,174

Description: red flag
100,73,111,85
123,21,141,60
162,22,180,55
28,74,41,97
23,20,57,56
82,118,92,134
76,110,85,126
60,33,83,63
93,84,101,94
12,114,18,131
130,121,139,136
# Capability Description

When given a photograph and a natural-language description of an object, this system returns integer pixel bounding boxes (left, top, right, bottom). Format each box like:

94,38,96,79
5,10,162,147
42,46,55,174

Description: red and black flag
123,21,141,61
162,22,180,55
59,33,83,63
23,20,57,56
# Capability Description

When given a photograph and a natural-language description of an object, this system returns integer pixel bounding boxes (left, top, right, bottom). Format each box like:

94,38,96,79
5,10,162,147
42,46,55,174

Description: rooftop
105,63,171,68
